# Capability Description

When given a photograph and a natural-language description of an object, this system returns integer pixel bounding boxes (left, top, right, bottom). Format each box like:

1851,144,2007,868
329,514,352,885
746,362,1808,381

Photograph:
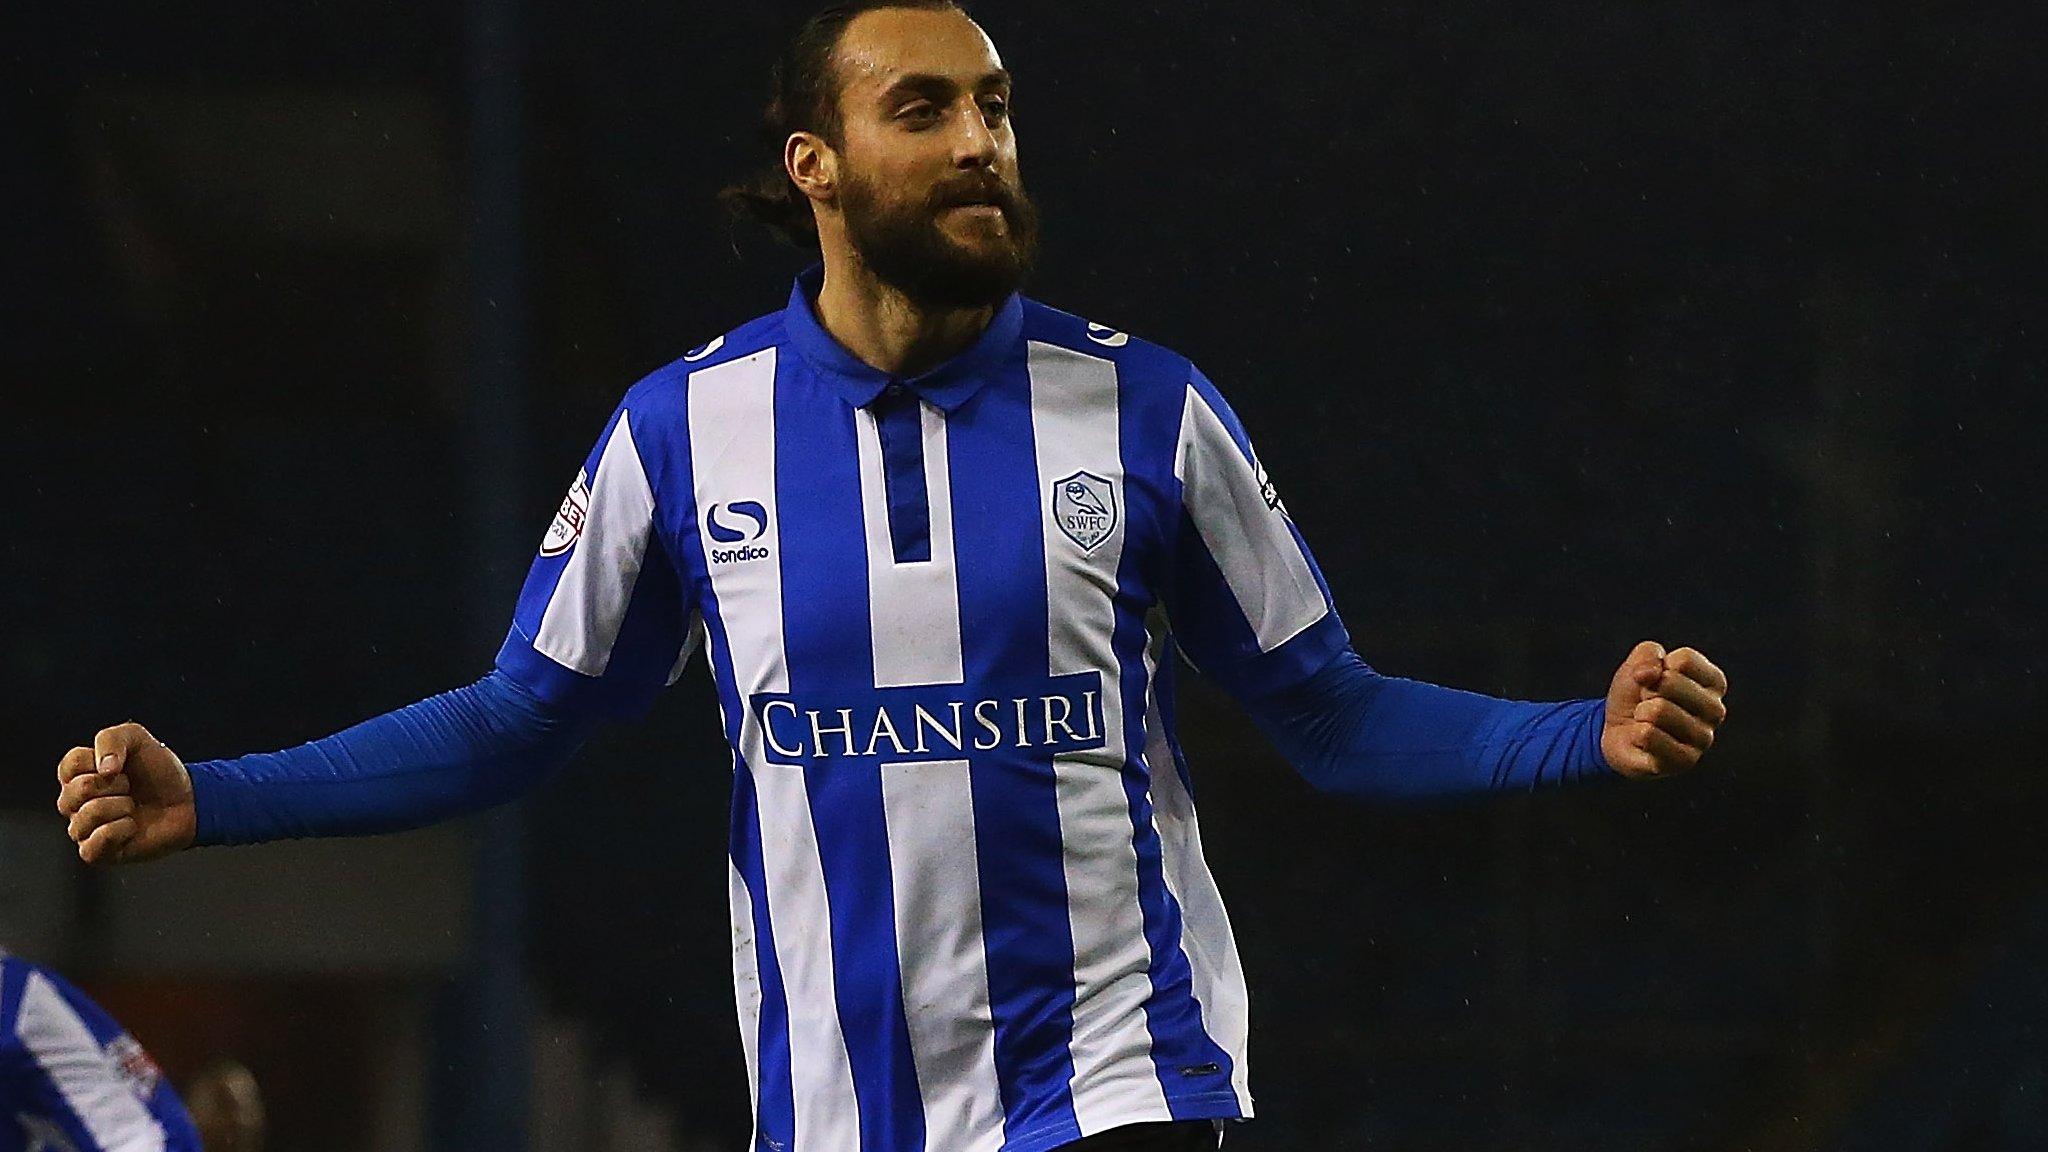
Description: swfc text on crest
1052,470,1119,553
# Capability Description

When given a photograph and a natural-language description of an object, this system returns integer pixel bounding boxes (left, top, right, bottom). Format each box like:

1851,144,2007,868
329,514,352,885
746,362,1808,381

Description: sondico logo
706,500,770,565
1086,321,1129,348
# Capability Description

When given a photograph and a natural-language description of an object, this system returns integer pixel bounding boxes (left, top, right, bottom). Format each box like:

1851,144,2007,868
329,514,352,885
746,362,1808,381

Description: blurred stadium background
4,0,2044,1147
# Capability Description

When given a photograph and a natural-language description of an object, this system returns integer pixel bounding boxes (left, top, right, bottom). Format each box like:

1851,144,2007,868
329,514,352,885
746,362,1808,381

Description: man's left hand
1601,641,1728,778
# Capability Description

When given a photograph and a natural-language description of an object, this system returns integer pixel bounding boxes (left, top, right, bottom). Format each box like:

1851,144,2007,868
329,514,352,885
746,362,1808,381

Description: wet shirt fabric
0,952,202,1152
495,269,1350,1152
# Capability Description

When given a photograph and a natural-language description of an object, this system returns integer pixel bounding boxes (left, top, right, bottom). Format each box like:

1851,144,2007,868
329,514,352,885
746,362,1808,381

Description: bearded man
57,3,1728,1149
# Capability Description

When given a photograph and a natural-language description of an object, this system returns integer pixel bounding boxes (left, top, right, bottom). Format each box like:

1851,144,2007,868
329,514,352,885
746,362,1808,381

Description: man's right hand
56,723,197,865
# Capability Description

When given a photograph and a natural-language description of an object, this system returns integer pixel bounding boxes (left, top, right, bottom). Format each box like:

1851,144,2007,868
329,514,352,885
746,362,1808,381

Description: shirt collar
781,264,1024,413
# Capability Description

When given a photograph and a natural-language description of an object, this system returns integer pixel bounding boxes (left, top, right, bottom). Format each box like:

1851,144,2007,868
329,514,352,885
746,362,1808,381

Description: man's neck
813,256,995,379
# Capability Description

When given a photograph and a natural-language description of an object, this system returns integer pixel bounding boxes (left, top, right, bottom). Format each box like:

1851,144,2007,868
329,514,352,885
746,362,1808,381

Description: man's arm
58,379,700,864
55,672,592,861
1241,641,1727,799
1163,365,1728,795
187,670,594,845
1239,648,1611,800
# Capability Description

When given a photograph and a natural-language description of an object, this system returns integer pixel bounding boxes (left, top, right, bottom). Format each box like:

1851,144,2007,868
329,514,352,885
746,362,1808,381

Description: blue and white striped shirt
0,953,201,1152
497,269,1350,1151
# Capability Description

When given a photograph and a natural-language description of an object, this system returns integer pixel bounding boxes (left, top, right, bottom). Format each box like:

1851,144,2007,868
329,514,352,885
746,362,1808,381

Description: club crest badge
1051,470,1119,553
540,469,591,557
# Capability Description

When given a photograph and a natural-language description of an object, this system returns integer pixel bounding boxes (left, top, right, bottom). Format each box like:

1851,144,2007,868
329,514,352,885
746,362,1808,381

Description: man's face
824,7,1040,309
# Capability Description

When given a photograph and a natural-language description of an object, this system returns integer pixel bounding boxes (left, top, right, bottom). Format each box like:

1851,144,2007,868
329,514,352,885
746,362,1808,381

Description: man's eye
897,102,938,124
981,98,1010,121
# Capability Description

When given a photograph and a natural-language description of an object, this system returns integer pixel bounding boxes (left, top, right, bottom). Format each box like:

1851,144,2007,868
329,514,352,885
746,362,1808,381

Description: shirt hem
999,1092,1251,1152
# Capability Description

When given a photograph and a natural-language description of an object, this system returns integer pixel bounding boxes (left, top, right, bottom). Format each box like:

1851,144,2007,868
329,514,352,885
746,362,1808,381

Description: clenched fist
56,722,197,864
1601,641,1729,778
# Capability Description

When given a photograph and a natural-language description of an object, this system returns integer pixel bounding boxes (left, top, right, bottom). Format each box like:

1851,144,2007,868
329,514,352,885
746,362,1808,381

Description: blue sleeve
186,670,596,846
1242,647,1617,800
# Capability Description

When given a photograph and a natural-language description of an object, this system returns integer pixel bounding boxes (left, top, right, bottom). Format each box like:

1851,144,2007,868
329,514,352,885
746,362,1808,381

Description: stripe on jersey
1026,341,1171,1132
855,403,964,688
1143,631,1255,1113
17,973,168,1152
728,756,798,1151
535,410,657,675
880,759,1006,1151
1175,385,1326,654
858,398,1008,1148
690,349,862,1152
686,360,796,1152
1107,360,1241,1114
727,858,765,1130
948,359,1085,1143
777,381,926,1150
872,392,933,563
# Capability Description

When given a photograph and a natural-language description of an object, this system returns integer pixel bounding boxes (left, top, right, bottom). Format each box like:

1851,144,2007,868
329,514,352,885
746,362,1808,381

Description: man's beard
839,166,1041,311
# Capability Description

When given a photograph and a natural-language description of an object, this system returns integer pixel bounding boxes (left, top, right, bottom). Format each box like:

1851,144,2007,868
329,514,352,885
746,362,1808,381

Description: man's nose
950,104,998,168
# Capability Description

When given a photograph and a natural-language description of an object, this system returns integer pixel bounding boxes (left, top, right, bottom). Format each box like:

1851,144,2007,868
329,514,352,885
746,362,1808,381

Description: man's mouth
940,193,1009,226
935,186,1008,214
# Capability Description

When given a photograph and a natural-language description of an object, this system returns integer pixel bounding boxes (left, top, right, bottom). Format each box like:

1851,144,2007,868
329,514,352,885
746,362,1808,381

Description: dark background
6,0,2045,1148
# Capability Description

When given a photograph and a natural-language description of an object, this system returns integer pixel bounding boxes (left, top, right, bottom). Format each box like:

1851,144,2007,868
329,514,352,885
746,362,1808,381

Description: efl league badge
540,468,591,557
105,1035,163,1100
1052,471,1119,553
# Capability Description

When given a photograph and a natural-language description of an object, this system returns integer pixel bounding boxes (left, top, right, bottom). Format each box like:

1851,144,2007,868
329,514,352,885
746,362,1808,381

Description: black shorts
1055,1119,1225,1150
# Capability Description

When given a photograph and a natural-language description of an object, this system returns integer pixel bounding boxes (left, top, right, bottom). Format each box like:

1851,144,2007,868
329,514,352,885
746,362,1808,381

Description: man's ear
786,132,838,205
